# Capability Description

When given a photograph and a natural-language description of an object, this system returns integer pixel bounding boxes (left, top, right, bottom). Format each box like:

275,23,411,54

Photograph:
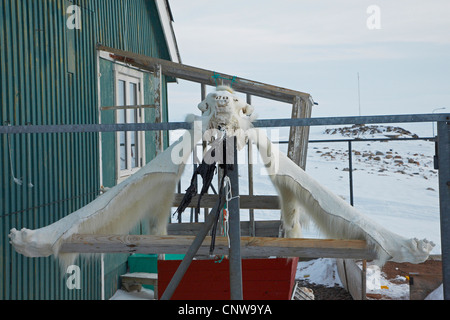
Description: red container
158,257,298,300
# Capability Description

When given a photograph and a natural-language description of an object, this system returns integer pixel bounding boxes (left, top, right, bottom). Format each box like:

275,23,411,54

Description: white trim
97,51,104,189
114,63,146,80
97,52,105,302
155,0,181,63
99,50,114,61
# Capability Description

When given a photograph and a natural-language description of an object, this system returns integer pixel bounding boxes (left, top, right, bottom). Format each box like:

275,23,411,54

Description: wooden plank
336,259,366,300
173,194,280,210
101,104,156,111
167,220,281,237
60,234,376,260
97,45,311,104
121,272,158,281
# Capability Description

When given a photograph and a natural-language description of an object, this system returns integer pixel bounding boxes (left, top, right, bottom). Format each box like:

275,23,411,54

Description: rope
0,190,101,219
212,72,237,88
214,175,240,263
223,175,240,243
215,204,228,264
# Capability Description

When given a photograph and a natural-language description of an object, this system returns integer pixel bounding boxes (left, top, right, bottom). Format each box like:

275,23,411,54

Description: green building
1,0,180,300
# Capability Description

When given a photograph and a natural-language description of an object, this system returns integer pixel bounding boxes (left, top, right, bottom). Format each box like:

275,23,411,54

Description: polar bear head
198,86,255,133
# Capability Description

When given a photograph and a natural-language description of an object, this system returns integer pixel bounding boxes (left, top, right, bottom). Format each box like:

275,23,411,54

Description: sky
166,0,450,123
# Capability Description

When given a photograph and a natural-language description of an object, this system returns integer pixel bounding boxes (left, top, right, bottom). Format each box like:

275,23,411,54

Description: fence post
437,120,450,300
247,94,255,237
348,141,354,206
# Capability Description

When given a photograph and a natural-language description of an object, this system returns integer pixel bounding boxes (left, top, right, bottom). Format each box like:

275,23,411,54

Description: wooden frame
97,44,312,104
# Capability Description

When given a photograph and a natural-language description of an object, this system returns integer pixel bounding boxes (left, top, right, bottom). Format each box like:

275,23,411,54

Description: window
115,66,145,180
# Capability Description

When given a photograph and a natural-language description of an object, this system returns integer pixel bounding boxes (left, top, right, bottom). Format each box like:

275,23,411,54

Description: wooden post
153,64,163,155
287,96,312,170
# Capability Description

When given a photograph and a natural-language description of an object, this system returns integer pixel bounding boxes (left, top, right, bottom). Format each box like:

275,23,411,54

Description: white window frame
114,64,146,182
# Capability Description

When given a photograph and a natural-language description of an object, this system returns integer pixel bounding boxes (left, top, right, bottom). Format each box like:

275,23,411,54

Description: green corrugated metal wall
0,0,172,300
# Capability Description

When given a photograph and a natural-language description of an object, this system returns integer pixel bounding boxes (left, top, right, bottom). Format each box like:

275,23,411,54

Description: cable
0,190,101,219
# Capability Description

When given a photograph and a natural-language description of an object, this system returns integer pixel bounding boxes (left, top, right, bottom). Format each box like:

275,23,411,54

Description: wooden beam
101,104,156,111
153,64,164,154
173,194,280,210
168,220,281,238
97,44,311,104
60,234,377,260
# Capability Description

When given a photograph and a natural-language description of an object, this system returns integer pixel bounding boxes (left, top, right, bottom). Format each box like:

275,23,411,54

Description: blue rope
214,203,228,264
212,72,237,88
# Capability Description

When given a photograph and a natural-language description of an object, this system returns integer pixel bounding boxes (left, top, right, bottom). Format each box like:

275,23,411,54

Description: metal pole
433,108,447,137
160,195,225,300
437,121,450,300
2,113,449,135
247,94,255,237
228,136,243,300
348,141,354,206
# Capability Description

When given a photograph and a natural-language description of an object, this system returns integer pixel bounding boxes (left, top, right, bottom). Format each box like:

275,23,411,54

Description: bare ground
296,258,442,300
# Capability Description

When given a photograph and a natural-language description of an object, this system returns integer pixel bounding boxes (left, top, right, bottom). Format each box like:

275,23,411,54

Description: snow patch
296,258,343,287
110,288,155,300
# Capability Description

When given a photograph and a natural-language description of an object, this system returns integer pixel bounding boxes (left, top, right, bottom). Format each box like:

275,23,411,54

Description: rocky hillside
315,124,437,183
324,124,419,139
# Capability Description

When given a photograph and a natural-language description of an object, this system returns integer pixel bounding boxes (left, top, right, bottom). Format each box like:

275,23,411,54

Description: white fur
9,116,203,268
9,87,434,268
251,128,435,265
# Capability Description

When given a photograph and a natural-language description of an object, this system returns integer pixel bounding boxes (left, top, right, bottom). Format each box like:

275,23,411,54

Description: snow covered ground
294,123,442,300
113,121,443,300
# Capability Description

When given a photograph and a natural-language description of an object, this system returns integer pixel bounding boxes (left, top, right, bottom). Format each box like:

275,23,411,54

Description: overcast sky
167,0,450,122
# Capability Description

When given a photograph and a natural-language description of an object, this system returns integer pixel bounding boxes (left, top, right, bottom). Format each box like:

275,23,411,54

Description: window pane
118,80,126,106
129,82,137,106
129,83,138,168
119,132,127,170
